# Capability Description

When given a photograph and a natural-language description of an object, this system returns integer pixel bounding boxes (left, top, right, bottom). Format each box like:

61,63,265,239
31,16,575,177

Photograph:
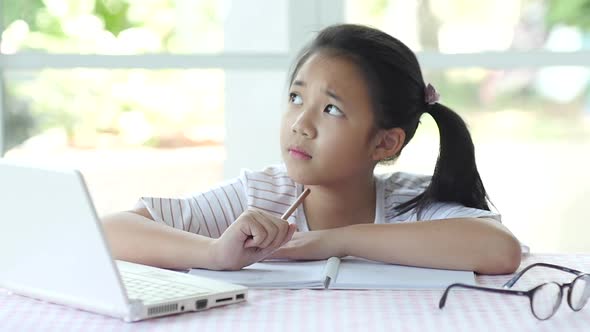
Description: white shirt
137,164,500,238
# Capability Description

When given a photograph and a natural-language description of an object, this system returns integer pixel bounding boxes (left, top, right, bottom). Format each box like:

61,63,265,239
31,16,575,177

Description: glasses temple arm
439,283,529,309
503,262,583,289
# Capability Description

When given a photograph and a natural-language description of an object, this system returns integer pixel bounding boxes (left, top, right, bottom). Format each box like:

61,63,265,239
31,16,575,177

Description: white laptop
0,161,248,322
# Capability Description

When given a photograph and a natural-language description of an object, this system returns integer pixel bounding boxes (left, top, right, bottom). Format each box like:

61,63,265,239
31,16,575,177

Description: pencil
281,188,311,220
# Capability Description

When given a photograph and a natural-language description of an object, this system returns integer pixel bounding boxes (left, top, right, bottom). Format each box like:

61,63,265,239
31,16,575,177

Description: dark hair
288,24,491,216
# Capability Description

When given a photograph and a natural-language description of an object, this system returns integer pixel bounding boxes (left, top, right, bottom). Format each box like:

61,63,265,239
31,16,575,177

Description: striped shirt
137,164,501,238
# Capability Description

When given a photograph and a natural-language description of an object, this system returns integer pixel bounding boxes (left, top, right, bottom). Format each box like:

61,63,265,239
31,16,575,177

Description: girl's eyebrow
292,79,345,104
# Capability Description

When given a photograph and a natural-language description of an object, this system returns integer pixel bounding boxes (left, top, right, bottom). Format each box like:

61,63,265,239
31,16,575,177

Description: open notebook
189,257,475,289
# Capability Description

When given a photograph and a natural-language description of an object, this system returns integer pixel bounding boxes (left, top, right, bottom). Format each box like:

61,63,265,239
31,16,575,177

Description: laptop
0,161,248,322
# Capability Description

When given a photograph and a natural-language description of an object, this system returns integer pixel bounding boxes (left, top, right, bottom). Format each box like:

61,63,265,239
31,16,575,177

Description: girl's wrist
332,225,357,257
191,235,219,270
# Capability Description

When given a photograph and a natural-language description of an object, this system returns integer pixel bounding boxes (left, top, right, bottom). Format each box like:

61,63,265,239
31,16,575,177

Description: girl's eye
289,93,303,105
324,104,344,117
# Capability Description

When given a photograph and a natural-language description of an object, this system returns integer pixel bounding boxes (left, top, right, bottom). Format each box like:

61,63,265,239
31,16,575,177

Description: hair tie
424,83,440,105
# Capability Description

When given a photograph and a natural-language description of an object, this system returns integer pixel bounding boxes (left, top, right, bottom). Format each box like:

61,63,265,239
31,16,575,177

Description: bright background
1,0,589,253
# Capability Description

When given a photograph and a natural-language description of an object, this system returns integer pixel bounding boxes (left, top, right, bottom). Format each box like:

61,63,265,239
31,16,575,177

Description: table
1,254,589,331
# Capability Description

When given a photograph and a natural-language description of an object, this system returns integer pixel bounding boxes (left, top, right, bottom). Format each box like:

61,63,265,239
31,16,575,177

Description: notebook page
189,260,327,289
332,257,475,289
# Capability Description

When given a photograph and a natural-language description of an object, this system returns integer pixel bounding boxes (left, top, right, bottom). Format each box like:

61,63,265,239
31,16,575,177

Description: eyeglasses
438,263,590,320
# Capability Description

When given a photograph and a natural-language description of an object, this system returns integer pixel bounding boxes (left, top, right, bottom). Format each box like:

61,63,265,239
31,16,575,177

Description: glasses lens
570,274,590,311
532,283,561,320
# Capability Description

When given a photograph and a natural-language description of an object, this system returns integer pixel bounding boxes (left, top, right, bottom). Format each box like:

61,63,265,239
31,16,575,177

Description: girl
102,24,521,275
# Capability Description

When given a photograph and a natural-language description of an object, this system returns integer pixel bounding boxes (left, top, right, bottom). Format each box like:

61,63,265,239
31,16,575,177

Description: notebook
0,161,247,322
189,256,476,289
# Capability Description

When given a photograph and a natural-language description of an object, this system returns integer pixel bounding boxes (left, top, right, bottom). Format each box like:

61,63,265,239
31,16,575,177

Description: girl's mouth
288,147,312,160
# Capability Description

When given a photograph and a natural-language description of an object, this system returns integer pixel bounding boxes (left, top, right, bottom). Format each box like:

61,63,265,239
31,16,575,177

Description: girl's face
280,52,379,185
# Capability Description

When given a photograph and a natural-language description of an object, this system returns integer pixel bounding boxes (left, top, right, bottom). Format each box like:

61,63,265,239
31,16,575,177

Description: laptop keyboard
121,271,209,303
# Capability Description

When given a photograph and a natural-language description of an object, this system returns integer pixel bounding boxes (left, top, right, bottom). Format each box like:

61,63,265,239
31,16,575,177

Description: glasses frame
438,262,590,320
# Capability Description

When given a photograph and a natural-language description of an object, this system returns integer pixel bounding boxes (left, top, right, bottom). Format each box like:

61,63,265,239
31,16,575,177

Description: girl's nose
291,111,317,138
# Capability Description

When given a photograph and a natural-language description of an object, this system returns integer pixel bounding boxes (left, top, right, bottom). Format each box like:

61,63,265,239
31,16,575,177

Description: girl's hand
208,209,297,270
267,229,347,261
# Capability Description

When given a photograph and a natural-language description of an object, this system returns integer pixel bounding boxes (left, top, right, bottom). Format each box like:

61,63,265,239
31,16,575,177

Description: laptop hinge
125,299,146,322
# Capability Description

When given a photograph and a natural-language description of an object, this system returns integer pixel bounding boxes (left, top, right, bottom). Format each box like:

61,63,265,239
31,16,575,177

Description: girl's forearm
101,212,215,270
339,218,521,274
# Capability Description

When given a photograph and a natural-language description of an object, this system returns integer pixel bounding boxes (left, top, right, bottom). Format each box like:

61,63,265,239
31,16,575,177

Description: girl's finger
243,215,267,248
251,210,280,249
279,224,298,247
259,225,297,259
267,219,290,249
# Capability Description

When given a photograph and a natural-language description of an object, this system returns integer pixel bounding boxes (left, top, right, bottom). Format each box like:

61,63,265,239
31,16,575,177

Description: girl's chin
285,165,317,185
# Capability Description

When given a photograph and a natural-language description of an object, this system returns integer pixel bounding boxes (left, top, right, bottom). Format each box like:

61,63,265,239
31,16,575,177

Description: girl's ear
371,127,406,161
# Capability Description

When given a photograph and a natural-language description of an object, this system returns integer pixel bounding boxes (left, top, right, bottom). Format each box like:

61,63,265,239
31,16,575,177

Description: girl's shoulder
376,171,431,194
376,171,501,222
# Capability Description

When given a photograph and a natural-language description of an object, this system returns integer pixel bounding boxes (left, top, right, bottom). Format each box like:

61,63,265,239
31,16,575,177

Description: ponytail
395,103,491,218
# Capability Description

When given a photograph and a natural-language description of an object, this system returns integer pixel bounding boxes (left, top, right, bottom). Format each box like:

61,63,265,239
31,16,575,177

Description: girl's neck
303,172,376,231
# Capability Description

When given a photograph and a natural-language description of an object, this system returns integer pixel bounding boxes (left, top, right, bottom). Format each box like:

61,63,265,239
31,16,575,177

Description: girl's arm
101,208,296,271
102,210,215,270
271,218,521,275
340,218,521,274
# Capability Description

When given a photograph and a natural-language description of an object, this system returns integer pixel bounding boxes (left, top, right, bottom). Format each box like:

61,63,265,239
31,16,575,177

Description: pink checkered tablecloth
1,254,589,331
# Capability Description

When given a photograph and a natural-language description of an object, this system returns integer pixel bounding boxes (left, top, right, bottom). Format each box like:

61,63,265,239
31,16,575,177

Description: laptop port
215,297,233,303
236,294,245,300
195,299,208,310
